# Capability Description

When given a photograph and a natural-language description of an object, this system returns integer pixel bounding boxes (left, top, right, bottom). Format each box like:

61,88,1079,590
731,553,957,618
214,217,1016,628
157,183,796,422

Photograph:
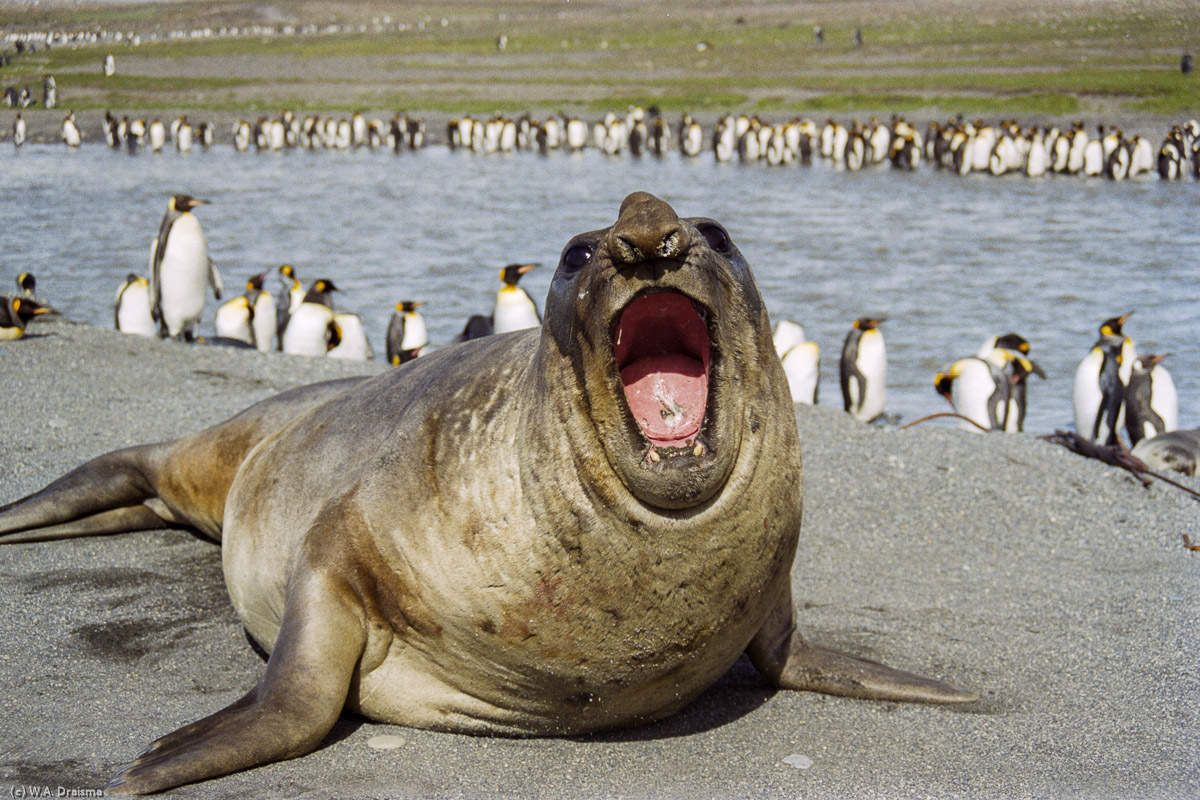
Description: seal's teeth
693,442,706,458
647,448,661,464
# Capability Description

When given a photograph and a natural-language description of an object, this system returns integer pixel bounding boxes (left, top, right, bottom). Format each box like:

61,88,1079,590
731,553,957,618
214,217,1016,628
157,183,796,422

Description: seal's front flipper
107,572,366,795
747,586,978,705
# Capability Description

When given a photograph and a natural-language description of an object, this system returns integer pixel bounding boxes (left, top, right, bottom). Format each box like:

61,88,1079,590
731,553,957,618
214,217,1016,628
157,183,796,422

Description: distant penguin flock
12,104,1200,183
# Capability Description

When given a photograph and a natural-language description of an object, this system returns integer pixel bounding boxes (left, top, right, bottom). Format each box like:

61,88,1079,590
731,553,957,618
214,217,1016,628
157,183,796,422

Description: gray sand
1,317,1197,799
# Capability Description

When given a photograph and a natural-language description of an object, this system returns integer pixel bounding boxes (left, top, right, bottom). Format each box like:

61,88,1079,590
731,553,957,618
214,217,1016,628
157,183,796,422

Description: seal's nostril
657,230,683,259
615,237,644,264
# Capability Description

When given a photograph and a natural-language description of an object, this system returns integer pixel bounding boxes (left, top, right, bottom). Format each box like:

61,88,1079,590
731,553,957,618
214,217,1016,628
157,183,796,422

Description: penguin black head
169,194,209,213
499,263,538,286
396,301,426,313
853,316,885,331
303,279,339,308
7,296,52,326
994,333,1031,354
1131,353,1168,375
933,370,956,403
1099,312,1133,337
247,272,266,292
16,273,35,297
1006,352,1046,381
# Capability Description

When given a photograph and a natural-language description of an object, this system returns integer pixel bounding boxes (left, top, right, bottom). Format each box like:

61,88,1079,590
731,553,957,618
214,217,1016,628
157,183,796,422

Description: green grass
587,92,748,113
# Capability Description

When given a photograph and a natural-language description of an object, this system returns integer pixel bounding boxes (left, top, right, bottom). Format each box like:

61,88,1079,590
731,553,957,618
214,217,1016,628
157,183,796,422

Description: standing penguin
492,263,540,334
274,264,305,348
148,194,223,341
12,112,25,147
114,273,156,338
385,301,428,365
934,357,1007,432
281,279,340,357
977,333,1045,432
15,272,36,298
773,321,819,405
0,295,51,340
328,313,372,361
243,272,277,353
214,295,256,347
840,316,887,422
61,111,81,147
1072,314,1134,445
1124,354,1178,446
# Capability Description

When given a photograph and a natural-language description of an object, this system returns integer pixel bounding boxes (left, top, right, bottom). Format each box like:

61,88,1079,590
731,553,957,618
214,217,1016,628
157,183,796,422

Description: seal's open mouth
614,292,711,450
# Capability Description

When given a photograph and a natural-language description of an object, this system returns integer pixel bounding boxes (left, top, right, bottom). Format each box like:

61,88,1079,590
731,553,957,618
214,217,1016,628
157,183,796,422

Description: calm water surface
2,143,1196,434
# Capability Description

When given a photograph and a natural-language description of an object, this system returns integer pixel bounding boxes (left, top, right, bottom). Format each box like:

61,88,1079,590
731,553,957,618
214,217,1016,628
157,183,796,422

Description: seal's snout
610,192,687,267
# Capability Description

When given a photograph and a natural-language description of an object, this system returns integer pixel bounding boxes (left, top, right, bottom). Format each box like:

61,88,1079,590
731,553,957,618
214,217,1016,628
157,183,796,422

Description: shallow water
2,143,1196,434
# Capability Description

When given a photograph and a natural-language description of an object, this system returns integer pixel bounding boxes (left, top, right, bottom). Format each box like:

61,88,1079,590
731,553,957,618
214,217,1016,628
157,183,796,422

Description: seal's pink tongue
615,293,710,449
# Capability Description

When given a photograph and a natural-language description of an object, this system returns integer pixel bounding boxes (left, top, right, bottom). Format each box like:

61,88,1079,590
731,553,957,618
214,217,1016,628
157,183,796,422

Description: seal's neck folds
614,292,710,450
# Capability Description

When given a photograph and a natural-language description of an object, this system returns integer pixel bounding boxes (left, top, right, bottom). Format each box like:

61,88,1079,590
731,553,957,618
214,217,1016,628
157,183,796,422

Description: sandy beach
0,316,1197,799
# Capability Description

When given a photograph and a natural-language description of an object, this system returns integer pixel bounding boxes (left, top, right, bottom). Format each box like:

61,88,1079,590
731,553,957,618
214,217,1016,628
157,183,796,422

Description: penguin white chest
158,214,210,335
493,288,539,334
251,293,278,353
117,283,156,338
282,303,335,357
854,331,887,420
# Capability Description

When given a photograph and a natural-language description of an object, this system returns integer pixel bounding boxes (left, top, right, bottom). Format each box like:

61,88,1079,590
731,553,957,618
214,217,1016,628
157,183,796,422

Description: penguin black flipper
275,303,291,351
207,258,223,301
1095,353,1124,445
148,235,163,327
150,206,180,321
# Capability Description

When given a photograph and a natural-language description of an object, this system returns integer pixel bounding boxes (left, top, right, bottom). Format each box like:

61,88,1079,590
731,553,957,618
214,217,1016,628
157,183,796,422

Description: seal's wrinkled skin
0,193,974,795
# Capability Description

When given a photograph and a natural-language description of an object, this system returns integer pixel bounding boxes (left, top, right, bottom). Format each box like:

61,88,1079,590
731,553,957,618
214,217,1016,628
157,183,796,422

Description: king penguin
840,316,887,422
114,273,157,338
243,272,278,353
328,313,372,361
274,263,305,349
214,295,256,347
934,357,1007,432
386,301,428,365
281,279,340,357
492,263,540,334
773,320,819,404
977,333,1045,432
0,295,51,340
1124,354,1178,446
149,194,223,340
1073,313,1134,445
16,272,36,299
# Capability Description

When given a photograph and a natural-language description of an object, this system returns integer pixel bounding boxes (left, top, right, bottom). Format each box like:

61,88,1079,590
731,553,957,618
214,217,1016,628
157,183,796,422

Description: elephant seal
0,192,975,794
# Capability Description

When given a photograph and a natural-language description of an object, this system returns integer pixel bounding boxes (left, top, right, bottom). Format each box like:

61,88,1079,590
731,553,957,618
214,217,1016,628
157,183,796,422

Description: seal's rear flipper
747,587,978,705
0,445,170,543
107,570,366,795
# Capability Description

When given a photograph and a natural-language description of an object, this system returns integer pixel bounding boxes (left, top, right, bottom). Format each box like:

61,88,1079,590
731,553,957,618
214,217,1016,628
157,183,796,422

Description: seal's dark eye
698,223,731,252
562,243,593,272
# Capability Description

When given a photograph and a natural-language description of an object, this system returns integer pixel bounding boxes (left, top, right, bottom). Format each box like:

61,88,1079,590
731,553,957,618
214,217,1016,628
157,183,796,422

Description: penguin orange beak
516,263,537,276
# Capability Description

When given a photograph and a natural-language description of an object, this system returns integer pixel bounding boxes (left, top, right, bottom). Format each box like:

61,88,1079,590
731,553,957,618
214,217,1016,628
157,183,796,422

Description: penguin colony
17,105,1200,182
